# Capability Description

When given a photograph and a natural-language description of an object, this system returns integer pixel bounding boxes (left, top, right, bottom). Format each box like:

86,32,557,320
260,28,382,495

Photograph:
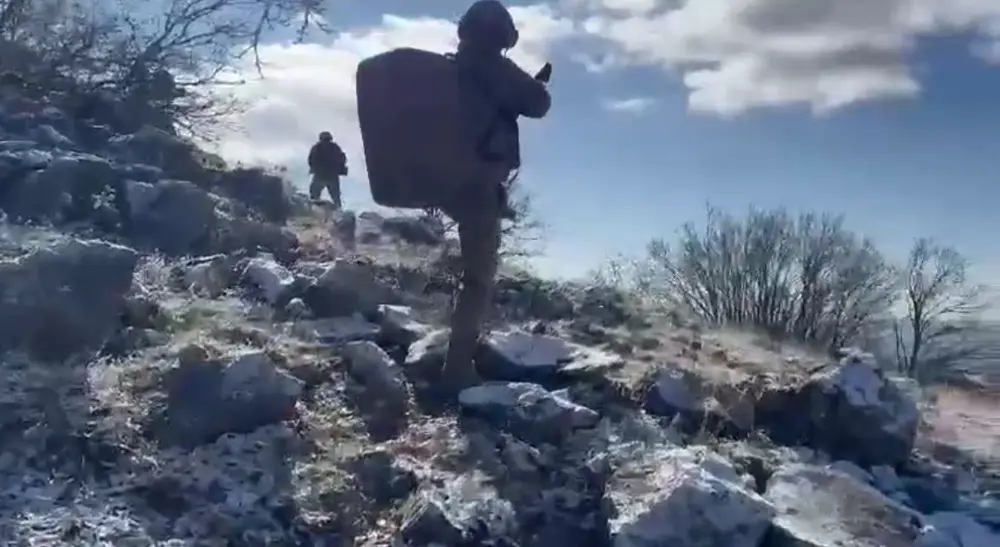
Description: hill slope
0,78,997,545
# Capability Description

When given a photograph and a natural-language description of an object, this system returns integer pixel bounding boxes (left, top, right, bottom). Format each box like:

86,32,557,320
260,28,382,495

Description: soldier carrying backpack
356,0,552,392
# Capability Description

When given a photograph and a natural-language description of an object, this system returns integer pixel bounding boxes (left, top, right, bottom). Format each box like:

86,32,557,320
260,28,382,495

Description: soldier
307,131,347,208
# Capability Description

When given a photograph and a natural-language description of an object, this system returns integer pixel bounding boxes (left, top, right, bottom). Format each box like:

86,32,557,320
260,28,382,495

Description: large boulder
211,167,292,224
765,463,922,547
239,254,295,305
0,238,138,361
150,349,303,448
108,125,215,185
399,475,519,545
303,259,399,317
604,445,775,546
458,382,600,444
481,329,625,384
2,154,129,229
916,512,999,547
756,350,919,467
212,208,299,262
127,179,217,256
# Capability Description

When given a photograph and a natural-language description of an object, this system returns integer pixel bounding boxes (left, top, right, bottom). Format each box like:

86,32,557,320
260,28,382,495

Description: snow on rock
404,328,451,369
604,445,775,547
0,237,138,362
153,350,302,447
645,364,702,415
288,315,381,344
377,304,431,345
306,258,397,316
765,463,922,547
482,329,624,382
827,460,874,485
221,351,303,401
398,473,519,545
184,253,233,297
916,512,1000,547
799,349,920,467
240,254,294,305
459,382,600,444
343,340,408,407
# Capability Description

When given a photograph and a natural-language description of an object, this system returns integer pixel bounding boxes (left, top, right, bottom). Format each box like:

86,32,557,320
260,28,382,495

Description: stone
130,179,217,256
604,446,775,547
765,463,922,547
755,350,919,467
398,475,518,545
459,382,600,444
377,304,431,346
289,316,381,344
482,329,624,383
916,512,1000,547
304,258,397,317
806,350,919,467
343,341,408,407
240,254,294,305
153,351,302,447
183,253,233,297
0,238,138,361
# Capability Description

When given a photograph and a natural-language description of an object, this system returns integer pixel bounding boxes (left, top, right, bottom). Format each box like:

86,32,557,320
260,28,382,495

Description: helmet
319,131,333,142
457,0,519,53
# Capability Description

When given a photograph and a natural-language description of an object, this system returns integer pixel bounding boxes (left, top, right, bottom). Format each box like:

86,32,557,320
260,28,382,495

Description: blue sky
214,0,1000,283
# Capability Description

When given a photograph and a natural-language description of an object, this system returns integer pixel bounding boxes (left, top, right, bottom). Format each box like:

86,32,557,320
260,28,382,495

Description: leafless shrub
617,205,900,353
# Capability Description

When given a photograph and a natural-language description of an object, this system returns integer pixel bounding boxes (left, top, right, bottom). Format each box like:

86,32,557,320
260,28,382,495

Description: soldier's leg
308,175,325,201
327,176,342,210
442,189,501,388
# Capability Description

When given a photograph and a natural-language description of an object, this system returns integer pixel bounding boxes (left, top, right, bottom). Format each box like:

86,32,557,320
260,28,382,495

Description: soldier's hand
535,62,552,83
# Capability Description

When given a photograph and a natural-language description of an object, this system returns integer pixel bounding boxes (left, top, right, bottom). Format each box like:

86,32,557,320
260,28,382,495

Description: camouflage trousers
309,174,341,209
440,183,502,387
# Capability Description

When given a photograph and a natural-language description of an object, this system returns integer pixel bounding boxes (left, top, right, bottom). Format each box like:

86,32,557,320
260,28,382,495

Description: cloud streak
602,96,656,113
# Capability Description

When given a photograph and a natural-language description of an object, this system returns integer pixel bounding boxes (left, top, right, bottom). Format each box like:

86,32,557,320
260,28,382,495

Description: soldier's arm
307,146,318,170
488,57,551,119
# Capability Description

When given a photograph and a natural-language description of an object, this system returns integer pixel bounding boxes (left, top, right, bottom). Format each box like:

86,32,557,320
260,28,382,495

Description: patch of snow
289,315,381,343
487,330,622,370
917,512,1000,547
242,255,294,304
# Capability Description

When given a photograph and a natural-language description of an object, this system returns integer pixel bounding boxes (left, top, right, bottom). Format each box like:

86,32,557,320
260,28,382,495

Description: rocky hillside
0,80,998,547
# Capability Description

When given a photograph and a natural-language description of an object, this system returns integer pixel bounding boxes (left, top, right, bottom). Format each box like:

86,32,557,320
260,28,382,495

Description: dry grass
919,385,1000,467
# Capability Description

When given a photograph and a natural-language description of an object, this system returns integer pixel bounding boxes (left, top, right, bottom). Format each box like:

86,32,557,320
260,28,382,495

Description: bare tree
894,238,991,381
0,0,330,137
624,205,898,353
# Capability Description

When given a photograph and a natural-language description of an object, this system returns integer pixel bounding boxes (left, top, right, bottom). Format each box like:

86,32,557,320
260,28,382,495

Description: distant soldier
307,131,348,208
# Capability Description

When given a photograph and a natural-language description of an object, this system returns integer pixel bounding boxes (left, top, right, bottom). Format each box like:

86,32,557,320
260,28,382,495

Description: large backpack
355,48,475,209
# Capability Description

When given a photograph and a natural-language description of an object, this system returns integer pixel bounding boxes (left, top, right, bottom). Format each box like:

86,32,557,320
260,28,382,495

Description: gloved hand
535,62,552,83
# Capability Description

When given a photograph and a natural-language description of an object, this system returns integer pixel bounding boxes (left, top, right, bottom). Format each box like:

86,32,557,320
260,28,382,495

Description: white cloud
602,96,656,113
573,0,1000,115
208,6,574,177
